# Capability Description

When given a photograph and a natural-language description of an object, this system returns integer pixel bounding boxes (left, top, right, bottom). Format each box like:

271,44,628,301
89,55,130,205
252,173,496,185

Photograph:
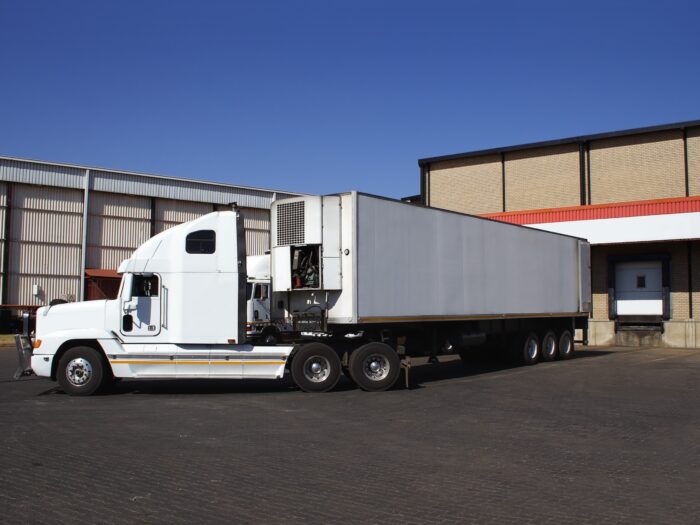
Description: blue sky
1,1,699,198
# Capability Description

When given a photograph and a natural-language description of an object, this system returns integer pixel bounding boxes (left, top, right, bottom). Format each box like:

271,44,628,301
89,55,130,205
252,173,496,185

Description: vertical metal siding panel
9,242,81,275
86,216,150,248
0,159,84,189
87,247,136,270
11,209,82,244
155,199,212,222
88,191,151,219
239,207,271,230
87,191,151,269
11,184,83,213
244,229,270,255
8,275,81,305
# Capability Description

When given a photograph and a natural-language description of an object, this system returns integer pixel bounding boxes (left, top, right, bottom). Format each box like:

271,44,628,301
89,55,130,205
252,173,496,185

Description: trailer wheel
348,342,400,392
541,330,557,362
513,332,540,365
290,343,341,393
558,330,574,360
56,346,105,396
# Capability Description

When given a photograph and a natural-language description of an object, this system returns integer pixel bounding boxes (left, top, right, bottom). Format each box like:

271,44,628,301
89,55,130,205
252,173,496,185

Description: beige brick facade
429,155,502,215
588,130,685,204
504,144,580,211
687,126,700,196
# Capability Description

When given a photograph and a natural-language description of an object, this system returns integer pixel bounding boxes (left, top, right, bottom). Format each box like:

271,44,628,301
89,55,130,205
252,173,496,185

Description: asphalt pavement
1,344,699,524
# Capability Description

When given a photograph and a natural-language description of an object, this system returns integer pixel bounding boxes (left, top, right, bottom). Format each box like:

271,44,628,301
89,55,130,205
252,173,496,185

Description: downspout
79,169,90,301
419,164,427,206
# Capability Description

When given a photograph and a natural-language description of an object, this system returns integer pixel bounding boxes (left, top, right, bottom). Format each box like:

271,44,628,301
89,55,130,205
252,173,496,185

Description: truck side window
255,284,269,300
186,230,216,254
132,275,159,297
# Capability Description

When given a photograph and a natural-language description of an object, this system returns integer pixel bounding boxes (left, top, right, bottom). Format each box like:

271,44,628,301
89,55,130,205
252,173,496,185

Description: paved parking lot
1,345,699,524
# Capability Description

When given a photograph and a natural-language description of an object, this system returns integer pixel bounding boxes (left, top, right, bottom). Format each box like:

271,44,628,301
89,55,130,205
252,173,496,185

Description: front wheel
348,342,400,392
290,343,341,393
56,346,106,396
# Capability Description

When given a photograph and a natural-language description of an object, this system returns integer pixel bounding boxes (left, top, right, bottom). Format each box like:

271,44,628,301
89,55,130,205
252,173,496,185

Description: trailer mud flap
14,335,34,380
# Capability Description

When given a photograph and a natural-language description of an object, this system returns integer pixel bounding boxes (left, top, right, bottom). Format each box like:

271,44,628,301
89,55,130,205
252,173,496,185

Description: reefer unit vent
276,201,305,246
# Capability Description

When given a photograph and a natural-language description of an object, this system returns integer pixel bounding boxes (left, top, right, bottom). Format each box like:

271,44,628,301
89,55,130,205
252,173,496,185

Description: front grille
277,201,305,245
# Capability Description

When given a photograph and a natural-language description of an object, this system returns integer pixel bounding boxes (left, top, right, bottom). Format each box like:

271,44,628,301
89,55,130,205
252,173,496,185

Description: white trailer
23,193,591,395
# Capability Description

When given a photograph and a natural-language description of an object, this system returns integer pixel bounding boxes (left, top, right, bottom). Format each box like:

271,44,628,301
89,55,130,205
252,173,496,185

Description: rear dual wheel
348,342,400,392
290,343,341,393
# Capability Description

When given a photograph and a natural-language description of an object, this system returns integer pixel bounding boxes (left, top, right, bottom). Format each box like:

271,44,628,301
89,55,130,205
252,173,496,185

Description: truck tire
540,330,558,361
558,330,574,360
290,343,341,393
56,346,105,396
512,332,540,366
348,342,400,392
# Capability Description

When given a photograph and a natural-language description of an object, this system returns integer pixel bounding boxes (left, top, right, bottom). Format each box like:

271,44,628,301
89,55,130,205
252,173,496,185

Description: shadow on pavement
407,348,614,389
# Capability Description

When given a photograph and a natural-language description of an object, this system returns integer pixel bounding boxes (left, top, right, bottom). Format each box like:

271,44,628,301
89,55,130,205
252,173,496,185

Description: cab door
121,274,161,337
252,282,271,321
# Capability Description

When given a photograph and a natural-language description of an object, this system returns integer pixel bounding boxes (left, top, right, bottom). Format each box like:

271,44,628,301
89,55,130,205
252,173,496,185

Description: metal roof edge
0,154,305,197
417,118,700,166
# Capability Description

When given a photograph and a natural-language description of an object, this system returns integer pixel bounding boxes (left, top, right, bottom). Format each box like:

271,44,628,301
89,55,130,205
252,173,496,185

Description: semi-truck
23,192,591,395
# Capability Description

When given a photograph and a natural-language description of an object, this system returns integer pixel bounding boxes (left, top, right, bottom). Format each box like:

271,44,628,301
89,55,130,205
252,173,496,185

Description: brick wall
588,130,686,204
687,127,700,196
504,144,580,211
429,155,502,215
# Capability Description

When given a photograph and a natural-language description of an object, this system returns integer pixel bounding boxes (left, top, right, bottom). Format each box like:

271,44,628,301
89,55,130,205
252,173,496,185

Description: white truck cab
30,210,295,395
245,254,291,345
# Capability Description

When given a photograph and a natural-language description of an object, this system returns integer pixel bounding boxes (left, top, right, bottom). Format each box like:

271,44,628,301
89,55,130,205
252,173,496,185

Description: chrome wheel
560,337,572,356
526,338,538,361
303,356,331,383
362,354,390,381
66,358,93,386
543,335,556,358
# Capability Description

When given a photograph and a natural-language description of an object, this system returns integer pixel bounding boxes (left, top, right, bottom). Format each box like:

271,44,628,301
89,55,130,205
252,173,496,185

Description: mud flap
14,335,34,380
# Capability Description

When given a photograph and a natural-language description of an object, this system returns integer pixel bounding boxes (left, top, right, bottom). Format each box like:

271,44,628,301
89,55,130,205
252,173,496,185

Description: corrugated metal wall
154,198,214,234
8,184,82,304
239,207,271,256
87,192,151,269
0,157,298,306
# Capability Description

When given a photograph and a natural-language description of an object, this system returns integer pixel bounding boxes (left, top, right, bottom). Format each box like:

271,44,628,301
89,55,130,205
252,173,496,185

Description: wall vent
276,201,305,245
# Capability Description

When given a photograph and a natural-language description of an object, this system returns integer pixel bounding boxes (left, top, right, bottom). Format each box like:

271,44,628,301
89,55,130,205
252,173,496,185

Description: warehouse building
419,120,700,348
0,156,298,320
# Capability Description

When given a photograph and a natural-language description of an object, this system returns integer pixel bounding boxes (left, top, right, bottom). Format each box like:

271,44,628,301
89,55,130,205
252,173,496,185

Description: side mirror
122,314,134,332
